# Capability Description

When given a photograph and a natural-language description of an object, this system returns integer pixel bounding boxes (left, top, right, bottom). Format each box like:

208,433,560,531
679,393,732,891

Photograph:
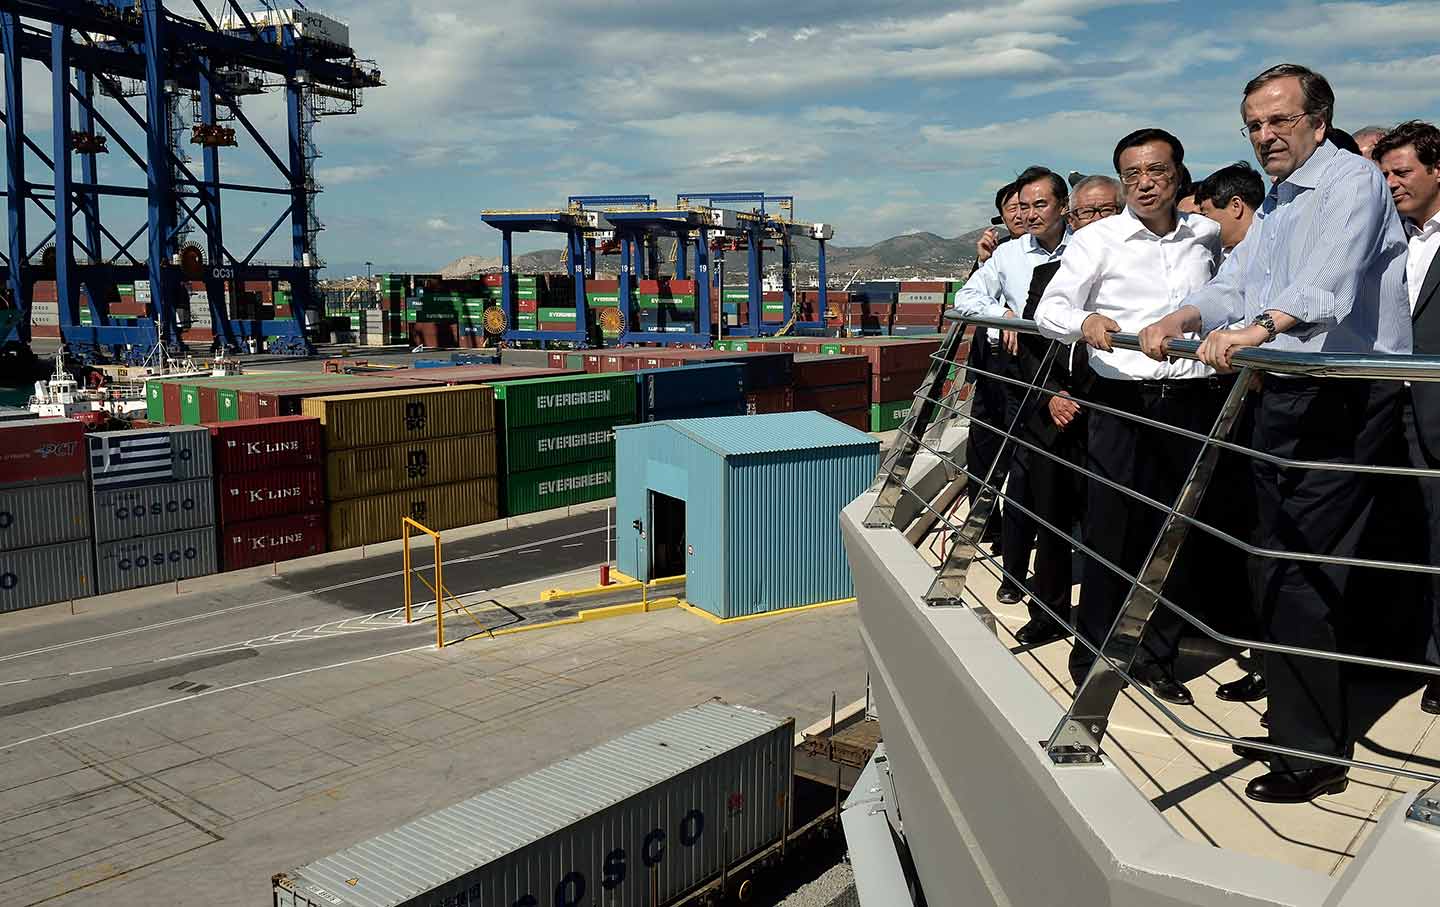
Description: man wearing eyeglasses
1139,64,1410,805
1033,128,1223,708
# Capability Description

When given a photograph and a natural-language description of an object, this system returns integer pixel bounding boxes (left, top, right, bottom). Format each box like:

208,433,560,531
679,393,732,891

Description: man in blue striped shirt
1140,64,1411,805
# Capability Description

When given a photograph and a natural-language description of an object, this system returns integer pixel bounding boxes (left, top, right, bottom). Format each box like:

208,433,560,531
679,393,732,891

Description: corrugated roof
281,702,787,907
618,411,877,457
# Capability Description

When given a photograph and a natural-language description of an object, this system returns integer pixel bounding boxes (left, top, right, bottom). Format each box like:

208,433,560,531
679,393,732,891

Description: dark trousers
1401,395,1440,668
1069,376,1231,685
964,356,1014,539
1251,378,1400,771
1003,430,1081,625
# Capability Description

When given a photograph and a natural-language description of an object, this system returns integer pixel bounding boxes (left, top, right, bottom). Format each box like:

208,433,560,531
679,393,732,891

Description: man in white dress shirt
954,166,1074,643
1033,128,1224,705
1375,120,1440,718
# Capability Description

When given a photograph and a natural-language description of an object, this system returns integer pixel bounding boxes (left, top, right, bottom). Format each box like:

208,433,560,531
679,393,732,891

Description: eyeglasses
1119,164,1172,186
1071,205,1118,220
1241,112,1309,138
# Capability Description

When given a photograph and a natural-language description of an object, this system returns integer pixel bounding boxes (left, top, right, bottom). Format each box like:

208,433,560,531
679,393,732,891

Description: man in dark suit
1000,175,1120,645
1376,120,1440,714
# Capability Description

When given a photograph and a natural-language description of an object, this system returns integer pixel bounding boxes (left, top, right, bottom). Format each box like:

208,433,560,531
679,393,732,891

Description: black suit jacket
1410,246,1440,452
1008,260,1093,446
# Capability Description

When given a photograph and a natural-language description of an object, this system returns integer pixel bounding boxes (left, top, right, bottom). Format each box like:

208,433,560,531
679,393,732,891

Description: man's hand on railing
1049,392,1081,429
1139,306,1203,361
1001,308,1020,354
1198,324,1270,372
1080,313,1121,351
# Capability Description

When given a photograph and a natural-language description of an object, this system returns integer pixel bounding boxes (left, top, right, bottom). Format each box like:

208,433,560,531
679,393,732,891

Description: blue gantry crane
1,1,383,362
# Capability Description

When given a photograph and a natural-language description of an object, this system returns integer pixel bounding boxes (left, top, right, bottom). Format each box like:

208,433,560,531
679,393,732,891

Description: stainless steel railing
866,312,1440,807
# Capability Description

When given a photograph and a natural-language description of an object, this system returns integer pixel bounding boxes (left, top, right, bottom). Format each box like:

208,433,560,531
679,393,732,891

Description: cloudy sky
9,0,1440,274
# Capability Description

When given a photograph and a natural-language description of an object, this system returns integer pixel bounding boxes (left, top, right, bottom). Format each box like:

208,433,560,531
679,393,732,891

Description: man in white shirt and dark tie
1375,120,1440,718
954,167,1072,631
1034,128,1225,707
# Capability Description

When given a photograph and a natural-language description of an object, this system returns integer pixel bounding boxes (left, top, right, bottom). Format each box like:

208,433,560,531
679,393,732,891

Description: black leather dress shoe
1216,672,1267,703
1423,679,1440,715
1260,710,1270,729
996,584,1024,605
1245,766,1349,803
1014,618,1069,647
1231,735,1272,763
1140,664,1194,706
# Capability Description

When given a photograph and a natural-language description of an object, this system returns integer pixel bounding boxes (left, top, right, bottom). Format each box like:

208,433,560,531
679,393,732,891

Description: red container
840,339,939,374
899,281,947,293
873,368,928,404
0,418,86,488
793,383,870,414
240,378,442,421
383,365,580,385
410,321,458,348
793,354,870,388
221,511,327,570
206,416,323,473
780,339,827,354
547,352,570,369
517,300,538,313
586,279,620,292
163,383,182,424
831,407,872,432
110,301,148,316
482,274,504,287
216,464,325,525
744,388,792,415
198,387,220,423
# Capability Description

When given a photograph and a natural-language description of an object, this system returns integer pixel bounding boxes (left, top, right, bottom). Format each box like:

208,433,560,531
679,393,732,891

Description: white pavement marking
0,644,434,752
0,527,605,665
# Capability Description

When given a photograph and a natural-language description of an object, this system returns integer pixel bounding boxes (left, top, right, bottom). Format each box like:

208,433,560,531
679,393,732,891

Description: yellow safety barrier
402,517,490,648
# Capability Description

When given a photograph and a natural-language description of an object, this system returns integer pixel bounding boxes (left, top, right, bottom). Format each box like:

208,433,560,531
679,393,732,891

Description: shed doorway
649,490,687,578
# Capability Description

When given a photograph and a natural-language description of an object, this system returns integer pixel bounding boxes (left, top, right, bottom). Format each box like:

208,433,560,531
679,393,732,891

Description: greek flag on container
88,432,172,487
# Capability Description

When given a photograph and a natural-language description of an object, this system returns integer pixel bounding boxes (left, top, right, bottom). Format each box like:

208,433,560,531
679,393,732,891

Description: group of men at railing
953,62,1440,804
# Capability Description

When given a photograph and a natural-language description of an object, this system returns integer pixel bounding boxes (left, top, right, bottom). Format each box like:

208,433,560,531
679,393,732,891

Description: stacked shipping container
88,425,218,594
0,419,95,612
492,373,635,516
301,385,500,549
791,354,872,432
208,417,327,569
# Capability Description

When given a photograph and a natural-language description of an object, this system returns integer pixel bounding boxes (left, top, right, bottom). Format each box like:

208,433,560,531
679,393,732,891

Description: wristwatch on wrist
1252,312,1278,343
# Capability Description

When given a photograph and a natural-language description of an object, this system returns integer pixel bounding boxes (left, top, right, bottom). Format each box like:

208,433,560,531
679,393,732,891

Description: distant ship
30,337,241,425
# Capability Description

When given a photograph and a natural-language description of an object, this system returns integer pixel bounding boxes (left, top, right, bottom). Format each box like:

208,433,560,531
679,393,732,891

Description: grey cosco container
0,539,93,612
93,526,217,595
274,701,794,907
92,477,215,543
0,479,91,550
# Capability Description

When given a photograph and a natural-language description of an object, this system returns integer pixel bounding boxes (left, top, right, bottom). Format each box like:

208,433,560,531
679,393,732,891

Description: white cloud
1252,1,1440,49
793,27,818,41
318,163,388,185
425,217,460,233
746,29,769,43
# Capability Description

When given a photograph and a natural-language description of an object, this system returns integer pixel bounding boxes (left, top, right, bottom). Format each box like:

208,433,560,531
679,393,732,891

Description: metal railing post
434,532,444,649
1045,369,1256,765
402,520,413,624
864,320,968,528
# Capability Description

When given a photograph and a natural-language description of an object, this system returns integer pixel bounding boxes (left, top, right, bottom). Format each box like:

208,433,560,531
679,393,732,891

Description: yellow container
301,385,495,451
325,432,499,500
326,477,501,550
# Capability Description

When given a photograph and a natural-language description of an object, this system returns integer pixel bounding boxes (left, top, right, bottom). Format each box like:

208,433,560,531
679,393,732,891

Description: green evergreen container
504,458,615,516
870,399,913,432
492,372,637,428
502,417,631,473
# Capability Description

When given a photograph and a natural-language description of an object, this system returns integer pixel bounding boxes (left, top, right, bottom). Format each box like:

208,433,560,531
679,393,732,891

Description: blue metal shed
615,412,880,619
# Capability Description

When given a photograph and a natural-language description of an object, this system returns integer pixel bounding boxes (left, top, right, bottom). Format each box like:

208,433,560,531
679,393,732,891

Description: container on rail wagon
273,701,794,907
301,385,495,451
323,434,498,500
0,481,92,550
0,418,87,488
91,478,216,543
216,465,325,525
0,539,93,612
491,372,638,428
221,512,326,570
205,416,323,474
94,527,218,595
325,477,500,550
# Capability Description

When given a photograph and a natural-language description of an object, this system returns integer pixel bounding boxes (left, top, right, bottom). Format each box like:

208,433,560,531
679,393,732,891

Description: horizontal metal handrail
946,310,1440,382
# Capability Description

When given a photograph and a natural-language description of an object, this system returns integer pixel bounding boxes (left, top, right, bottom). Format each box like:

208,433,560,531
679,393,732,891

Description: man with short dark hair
1034,129,1223,704
956,168,1072,604
1355,125,1388,160
1375,120,1440,716
1196,162,1265,258
975,182,1024,269
1140,64,1411,804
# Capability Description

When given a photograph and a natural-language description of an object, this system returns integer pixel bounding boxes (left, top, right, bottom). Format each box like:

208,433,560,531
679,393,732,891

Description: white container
273,702,794,907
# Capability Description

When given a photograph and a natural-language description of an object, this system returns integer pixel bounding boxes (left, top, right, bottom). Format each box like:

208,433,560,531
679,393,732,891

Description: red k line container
222,511,326,570
206,416,323,474
0,418,87,488
216,464,325,524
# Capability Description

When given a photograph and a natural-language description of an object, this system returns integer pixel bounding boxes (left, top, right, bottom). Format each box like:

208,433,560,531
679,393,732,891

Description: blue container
614,412,879,619
646,400,746,422
705,351,792,391
637,363,744,420
450,352,499,365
